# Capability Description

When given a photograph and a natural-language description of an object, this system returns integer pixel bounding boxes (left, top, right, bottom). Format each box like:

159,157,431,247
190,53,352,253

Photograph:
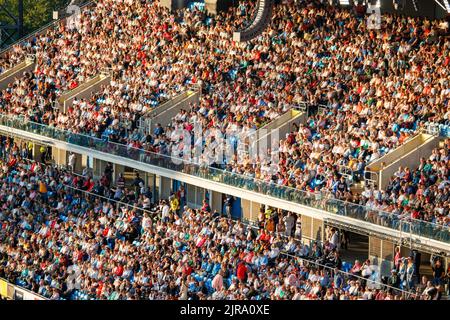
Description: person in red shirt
114,264,124,277
201,199,211,213
236,261,247,282
182,262,193,276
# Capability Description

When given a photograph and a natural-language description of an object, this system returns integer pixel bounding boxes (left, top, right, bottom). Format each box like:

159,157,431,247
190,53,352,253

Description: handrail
11,156,394,256
3,114,450,236
0,113,449,245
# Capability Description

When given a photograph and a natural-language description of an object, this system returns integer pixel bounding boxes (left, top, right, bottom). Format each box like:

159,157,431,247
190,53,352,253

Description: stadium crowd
1,0,447,150
0,0,449,300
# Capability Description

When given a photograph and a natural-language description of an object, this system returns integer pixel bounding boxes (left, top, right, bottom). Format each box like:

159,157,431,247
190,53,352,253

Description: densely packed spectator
0,0,449,170
0,2,449,299
2,0,447,154
0,139,445,300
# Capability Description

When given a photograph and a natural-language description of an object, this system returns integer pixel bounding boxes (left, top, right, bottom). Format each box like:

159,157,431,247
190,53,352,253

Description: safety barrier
365,133,440,189
56,72,111,113
0,57,36,91
0,278,46,300
0,113,448,249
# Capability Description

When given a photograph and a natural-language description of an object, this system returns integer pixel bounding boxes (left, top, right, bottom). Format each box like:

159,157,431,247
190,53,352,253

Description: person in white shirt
68,153,76,172
161,201,170,222
329,228,339,250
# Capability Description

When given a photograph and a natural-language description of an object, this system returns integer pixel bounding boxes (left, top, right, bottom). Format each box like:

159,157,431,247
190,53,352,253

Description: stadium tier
0,0,449,301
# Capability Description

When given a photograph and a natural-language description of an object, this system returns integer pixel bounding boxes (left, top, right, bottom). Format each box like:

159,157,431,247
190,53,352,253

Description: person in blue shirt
153,123,164,137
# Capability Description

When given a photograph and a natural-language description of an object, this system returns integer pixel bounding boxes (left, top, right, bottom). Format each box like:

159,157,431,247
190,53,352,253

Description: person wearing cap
388,269,400,289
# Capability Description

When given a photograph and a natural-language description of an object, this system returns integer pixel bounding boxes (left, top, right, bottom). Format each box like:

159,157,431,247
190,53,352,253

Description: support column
211,190,222,214
369,236,395,277
241,199,251,221
93,158,105,178
301,216,324,243
241,200,261,223
52,147,67,167
196,186,205,207
160,176,172,200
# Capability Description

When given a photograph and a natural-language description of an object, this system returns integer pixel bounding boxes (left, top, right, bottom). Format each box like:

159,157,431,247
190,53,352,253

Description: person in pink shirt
212,271,224,292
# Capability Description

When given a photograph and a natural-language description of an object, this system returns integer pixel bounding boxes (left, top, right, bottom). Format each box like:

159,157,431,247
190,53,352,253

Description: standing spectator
406,257,417,290
224,195,234,218
116,173,125,189
104,162,114,186
177,186,186,210
432,259,445,286
68,152,76,172
329,228,339,250
283,212,295,237
394,247,402,271
236,261,248,283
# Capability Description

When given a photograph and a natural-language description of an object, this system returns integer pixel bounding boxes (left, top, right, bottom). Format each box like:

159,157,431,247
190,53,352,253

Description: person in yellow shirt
170,194,179,213
39,180,47,194
39,180,48,203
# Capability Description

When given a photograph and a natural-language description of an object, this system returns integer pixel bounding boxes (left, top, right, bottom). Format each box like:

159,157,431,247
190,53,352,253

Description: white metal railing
364,170,379,189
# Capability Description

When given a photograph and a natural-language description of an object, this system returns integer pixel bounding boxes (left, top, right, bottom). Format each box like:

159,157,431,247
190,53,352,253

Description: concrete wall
253,109,306,155
211,190,223,213
366,134,440,189
58,74,111,112
158,0,173,10
160,176,172,200
150,90,200,132
158,0,190,11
